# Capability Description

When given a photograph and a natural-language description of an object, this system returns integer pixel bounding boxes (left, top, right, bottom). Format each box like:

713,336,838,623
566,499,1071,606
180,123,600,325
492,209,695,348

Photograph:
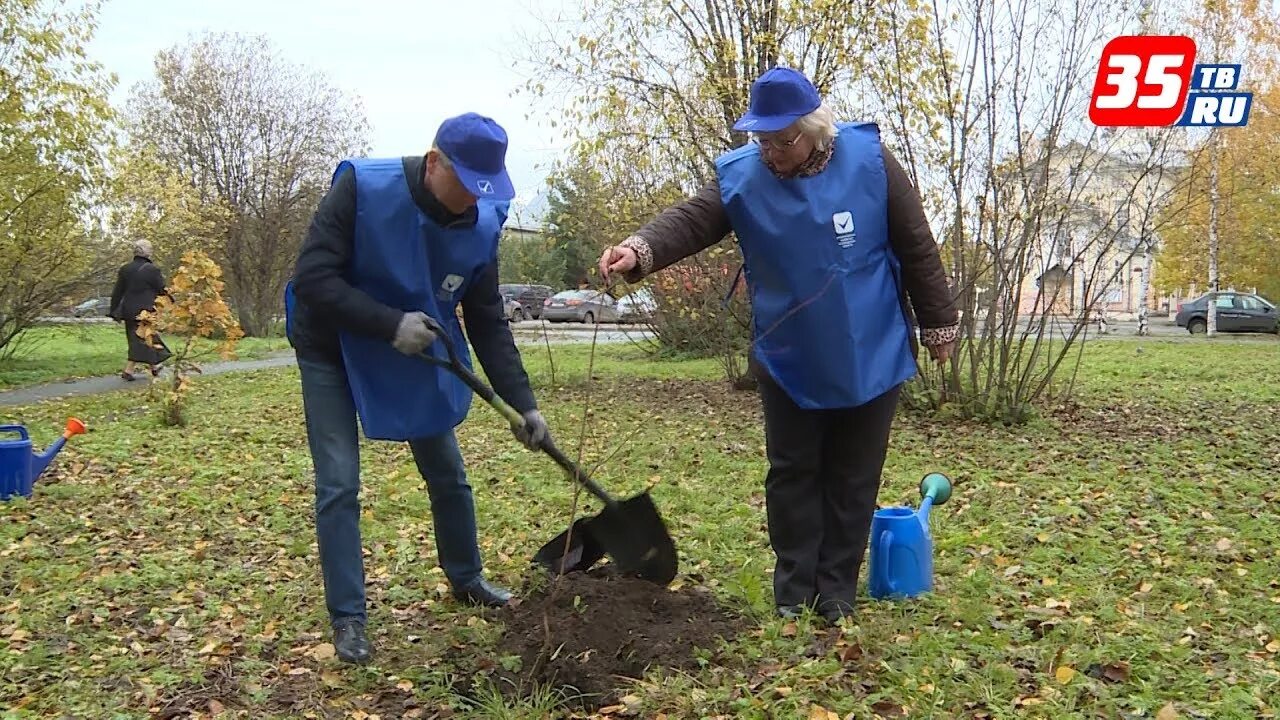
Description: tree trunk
1137,243,1153,335
1207,130,1220,337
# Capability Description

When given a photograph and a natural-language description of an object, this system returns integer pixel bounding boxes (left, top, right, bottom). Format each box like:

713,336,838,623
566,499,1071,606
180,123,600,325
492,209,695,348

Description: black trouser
758,371,902,609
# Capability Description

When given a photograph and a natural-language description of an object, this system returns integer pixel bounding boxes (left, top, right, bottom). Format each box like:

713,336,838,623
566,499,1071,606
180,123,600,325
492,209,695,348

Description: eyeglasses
751,130,804,151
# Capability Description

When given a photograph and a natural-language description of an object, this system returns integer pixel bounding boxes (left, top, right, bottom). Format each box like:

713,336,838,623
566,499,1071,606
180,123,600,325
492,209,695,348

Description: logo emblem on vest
832,211,856,248
476,180,494,194
437,274,465,301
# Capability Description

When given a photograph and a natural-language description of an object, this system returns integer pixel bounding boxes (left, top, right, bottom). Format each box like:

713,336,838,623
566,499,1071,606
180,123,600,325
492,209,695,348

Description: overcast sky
84,0,577,224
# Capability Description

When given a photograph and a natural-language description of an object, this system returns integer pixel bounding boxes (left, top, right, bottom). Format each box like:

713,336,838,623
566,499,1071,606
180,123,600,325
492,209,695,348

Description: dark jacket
288,154,537,414
109,256,166,321
624,143,959,353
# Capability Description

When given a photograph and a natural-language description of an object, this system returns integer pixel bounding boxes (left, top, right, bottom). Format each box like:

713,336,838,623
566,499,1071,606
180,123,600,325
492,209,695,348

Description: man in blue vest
598,68,958,624
286,112,551,664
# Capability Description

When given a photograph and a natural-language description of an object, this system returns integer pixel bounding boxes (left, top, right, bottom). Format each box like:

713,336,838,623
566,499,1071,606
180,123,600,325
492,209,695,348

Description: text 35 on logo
1088,35,1252,128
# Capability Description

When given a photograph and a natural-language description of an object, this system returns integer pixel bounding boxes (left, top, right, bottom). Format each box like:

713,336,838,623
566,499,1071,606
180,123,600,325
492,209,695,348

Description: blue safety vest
716,122,917,409
286,157,505,440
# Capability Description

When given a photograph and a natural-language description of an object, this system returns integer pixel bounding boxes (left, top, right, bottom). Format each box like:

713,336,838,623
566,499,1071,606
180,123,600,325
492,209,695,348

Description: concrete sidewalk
0,326,637,408
0,352,298,407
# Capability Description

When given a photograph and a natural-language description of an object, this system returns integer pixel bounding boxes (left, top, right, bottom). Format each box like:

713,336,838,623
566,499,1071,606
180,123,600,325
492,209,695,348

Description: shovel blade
533,492,678,585
591,492,679,585
532,517,606,576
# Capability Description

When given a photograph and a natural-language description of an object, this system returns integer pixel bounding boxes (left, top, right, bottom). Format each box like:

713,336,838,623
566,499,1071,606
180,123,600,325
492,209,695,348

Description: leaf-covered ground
2,339,1278,719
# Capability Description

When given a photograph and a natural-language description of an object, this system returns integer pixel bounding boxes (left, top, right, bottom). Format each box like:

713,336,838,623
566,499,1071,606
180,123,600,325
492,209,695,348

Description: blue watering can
0,417,86,501
867,472,952,600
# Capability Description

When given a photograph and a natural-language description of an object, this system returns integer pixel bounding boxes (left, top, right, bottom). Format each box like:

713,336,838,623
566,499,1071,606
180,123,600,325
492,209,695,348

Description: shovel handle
416,326,618,509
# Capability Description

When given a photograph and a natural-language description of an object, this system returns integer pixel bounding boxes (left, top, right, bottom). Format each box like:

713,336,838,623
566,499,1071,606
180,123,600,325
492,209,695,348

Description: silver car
541,290,620,324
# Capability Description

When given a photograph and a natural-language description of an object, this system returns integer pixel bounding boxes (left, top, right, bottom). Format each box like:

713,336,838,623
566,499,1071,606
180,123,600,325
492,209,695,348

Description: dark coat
110,256,167,321
110,255,171,365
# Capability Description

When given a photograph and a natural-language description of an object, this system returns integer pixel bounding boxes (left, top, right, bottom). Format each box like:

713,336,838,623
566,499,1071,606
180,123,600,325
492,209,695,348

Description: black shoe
453,577,513,608
332,618,371,665
776,604,808,620
818,599,856,625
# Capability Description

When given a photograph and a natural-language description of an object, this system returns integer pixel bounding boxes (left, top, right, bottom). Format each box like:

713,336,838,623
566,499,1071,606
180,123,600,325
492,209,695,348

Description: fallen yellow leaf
309,643,336,661
1157,703,1179,720
1055,665,1077,684
807,705,839,720
1265,639,1280,653
781,622,798,638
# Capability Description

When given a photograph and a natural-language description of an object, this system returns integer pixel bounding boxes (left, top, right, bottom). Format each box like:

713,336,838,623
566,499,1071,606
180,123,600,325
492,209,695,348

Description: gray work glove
392,311,437,355
512,409,549,450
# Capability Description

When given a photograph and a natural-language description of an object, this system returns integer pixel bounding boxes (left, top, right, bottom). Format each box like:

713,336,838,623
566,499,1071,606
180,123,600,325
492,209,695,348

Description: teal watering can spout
0,417,86,501
867,472,953,600
917,472,952,528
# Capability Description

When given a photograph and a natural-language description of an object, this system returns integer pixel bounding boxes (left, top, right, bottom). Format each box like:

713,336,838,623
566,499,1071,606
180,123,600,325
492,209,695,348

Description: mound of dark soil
492,568,745,706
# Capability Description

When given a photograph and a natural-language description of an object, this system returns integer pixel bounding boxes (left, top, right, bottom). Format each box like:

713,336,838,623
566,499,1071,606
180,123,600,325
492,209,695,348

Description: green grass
2,338,1279,718
0,324,290,389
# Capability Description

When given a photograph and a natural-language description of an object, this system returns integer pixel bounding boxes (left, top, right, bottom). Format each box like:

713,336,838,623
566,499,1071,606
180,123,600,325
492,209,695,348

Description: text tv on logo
1088,35,1252,128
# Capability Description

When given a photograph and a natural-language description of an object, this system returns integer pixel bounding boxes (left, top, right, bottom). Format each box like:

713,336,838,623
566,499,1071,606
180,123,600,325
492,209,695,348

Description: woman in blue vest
286,113,553,664
599,67,959,624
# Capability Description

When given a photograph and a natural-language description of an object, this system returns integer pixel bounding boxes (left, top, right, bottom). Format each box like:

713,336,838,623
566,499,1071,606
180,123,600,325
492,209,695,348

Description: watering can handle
879,530,897,595
0,425,29,440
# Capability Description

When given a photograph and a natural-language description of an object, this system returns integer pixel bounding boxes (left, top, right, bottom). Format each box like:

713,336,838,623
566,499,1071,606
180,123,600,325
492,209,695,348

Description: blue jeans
297,355,484,626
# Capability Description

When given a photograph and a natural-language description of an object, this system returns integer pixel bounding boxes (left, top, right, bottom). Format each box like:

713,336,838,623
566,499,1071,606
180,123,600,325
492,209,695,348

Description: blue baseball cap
434,112,516,200
732,66,821,132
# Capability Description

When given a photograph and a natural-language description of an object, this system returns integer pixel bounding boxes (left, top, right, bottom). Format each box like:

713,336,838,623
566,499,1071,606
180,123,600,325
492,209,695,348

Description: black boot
776,604,808,620
453,577,513,608
332,618,371,665
818,598,856,625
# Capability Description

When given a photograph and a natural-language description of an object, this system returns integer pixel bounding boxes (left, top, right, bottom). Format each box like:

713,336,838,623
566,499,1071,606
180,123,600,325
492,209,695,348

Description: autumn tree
127,33,370,337
106,144,230,274
1154,3,1280,317
136,250,243,426
859,0,1211,422
0,0,116,353
522,0,939,385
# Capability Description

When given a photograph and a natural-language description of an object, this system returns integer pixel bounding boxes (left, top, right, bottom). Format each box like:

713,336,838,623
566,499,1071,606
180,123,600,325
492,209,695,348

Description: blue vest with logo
287,157,505,441
716,122,917,409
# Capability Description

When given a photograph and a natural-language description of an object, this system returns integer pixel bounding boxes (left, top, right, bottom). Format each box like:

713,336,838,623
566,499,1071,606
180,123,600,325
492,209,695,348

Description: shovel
416,321,678,585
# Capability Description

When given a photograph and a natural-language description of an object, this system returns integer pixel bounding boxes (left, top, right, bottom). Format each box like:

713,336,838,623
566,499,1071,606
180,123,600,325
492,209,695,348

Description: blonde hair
793,102,838,151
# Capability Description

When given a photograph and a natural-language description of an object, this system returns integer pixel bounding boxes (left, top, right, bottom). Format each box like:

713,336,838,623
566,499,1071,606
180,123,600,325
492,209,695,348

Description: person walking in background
598,67,958,624
109,239,171,381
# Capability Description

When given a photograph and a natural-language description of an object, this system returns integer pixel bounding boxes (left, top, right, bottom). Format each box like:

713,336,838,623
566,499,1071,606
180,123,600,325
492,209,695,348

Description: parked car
72,297,112,317
502,297,524,323
499,284,554,320
1174,291,1278,334
541,290,620,324
616,288,657,323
